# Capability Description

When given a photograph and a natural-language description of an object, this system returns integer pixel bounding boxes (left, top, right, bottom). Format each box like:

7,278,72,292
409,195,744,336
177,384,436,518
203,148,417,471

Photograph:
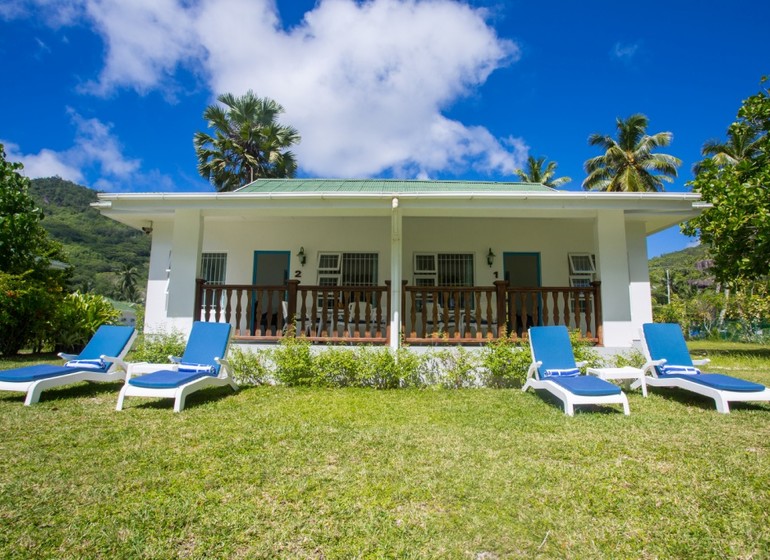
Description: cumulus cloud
2,110,176,192
9,0,527,179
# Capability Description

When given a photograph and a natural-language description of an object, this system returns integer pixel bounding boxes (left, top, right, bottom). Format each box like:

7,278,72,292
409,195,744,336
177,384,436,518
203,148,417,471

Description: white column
595,210,634,347
166,209,203,333
390,198,402,351
143,221,173,331
626,222,653,338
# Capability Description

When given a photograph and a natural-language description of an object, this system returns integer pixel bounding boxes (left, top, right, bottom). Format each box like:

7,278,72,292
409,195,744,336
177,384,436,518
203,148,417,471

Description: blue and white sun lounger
116,321,237,412
523,326,630,416
641,323,770,413
0,325,136,406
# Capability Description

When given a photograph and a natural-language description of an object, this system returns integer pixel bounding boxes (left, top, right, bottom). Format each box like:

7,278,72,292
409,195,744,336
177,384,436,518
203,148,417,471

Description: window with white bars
200,253,227,285
413,253,474,287
317,252,378,286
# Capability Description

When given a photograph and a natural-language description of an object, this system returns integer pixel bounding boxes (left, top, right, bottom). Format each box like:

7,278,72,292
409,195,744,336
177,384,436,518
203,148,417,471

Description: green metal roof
236,178,555,194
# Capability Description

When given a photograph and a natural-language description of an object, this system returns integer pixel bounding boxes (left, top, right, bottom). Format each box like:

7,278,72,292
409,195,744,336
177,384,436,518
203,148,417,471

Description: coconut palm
515,156,571,188
194,91,301,192
693,123,760,174
582,114,681,192
116,263,139,303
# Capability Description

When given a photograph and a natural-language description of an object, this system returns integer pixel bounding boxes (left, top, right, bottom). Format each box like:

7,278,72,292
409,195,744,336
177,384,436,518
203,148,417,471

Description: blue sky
1,0,768,257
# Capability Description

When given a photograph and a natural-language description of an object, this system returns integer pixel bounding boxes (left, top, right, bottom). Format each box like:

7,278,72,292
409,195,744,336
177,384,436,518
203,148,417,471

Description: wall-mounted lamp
297,247,307,266
486,248,496,268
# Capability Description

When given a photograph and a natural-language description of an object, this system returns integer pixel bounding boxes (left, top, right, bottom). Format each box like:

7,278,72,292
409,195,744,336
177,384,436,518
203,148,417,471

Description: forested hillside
648,244,712,304
30,177,150,298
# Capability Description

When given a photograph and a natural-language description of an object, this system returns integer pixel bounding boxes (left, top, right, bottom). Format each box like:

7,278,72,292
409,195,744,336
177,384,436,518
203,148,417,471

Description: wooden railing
195,279,603,345
194,279,390,343
402,281,602,345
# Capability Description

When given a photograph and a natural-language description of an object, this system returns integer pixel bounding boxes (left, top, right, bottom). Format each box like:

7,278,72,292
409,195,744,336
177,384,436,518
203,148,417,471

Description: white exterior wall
144,214,644,347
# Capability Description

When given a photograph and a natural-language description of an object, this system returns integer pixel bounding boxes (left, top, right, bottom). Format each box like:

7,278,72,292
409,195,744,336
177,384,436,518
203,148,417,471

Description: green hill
30,177,150,297
648,244,713,305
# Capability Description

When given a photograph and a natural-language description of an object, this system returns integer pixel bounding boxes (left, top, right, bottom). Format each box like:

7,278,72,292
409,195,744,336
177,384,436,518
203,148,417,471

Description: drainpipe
390,197,402,351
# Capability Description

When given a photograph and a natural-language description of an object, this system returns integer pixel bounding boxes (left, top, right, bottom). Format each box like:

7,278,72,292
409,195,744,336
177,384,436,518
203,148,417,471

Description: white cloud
12,0,527,179
2,111,177,192
611,42,640,63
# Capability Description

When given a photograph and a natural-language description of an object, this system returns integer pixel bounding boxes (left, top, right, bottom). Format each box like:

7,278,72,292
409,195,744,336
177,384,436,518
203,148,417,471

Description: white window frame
317,252,342,273
568,253,596,274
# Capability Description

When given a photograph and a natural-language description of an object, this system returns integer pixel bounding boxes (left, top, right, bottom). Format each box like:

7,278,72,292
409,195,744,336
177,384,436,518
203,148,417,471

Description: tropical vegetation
514,155,571,187
583,113,681,192
194,90,301,192
684,77,770,282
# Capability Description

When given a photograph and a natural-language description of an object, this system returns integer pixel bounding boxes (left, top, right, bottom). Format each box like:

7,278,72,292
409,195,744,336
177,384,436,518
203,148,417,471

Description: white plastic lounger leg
116,385,127,411
564,402,574,416
715,396,730,414
25,383,45,406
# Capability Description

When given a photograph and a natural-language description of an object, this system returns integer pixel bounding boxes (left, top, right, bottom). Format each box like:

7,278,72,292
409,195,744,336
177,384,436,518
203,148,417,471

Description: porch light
486,248,496,268
297,247,307,266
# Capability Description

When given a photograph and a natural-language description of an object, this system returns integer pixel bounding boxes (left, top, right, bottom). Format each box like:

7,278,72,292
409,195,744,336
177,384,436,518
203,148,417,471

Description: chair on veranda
0,325,136,406
522,326,630,416
641,323,770,413
116,321,236,412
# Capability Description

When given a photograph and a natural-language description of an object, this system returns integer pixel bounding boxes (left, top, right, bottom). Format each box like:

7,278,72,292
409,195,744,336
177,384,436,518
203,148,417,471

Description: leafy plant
424,347,480,389
128,328,186,363
0,272,59,355
270,335,315,386
227,347,270,385
49,291,121,353
313,347,360,387
479,334,530,388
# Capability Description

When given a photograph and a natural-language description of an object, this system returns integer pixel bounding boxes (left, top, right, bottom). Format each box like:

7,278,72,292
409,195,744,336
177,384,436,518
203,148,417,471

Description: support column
166,209,203,333
626,222,653,339
595,210,634,347
390,198,402,351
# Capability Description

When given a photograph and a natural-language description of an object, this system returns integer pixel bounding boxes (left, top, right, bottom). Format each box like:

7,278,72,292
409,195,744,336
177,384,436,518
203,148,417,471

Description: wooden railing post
194,278,206,321
286,279,299,335
494,280,508,339
592,281,603,346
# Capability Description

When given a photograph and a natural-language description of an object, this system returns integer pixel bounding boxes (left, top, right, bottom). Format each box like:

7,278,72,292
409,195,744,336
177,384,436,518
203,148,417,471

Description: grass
1,343,769,558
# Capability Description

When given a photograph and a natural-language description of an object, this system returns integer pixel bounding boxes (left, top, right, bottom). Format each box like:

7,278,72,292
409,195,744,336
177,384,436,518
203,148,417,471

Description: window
317,252,378,286
200,253,227,284
569,275,593,313
568,253,596,274
413,252,475,308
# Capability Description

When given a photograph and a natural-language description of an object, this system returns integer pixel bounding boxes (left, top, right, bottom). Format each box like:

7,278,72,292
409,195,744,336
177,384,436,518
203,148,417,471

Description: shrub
569,330,605,371
227,347,270,385
49,291,121,353
610,348,646,369
0,272,59,355
128,328,186,363
479,335,530,388
424,347,480,389
271,336,315,386
314,347,360,387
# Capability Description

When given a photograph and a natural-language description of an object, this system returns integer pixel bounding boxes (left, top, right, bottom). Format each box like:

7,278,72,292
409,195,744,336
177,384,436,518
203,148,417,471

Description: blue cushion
548,375,622,396
78,325,135,360
179,322,231,375
0,365,75,383
128,369,211,389
529,326,578,376
663,372,765,393
642,323,694,373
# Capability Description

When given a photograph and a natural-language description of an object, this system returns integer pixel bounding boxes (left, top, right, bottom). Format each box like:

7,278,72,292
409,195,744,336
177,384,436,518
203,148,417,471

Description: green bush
610,348,646,369
314,347,360,387
128,329,186,364
0,272,59,355
227,347,270,385
479,335,530,388
49,291,121,353
424,347,479,389
569,329,605,371
271,336,315,386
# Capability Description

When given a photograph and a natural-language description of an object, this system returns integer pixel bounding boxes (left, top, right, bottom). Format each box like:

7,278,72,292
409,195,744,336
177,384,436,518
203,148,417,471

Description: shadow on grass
647,386,770,413
121,385,239,412
0,381,125,405
529,389,627,416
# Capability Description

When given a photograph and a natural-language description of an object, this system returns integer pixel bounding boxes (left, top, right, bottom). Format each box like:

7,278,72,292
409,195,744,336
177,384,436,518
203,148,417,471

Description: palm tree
194,91,301,192
515,156,571,188
116,264,139,303
582,114,681,192
693,123,760,174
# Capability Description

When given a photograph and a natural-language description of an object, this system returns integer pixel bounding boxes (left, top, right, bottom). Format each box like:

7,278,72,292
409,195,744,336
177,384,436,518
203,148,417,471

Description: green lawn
1,345,769,558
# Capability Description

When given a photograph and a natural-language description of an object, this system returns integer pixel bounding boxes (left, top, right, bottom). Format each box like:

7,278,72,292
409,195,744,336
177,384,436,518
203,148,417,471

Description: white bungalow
94,179,704,350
